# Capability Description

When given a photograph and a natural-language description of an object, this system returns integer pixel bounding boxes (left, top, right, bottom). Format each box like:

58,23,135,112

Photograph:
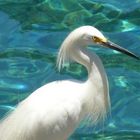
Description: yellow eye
92,36,102,43
92,36,107,44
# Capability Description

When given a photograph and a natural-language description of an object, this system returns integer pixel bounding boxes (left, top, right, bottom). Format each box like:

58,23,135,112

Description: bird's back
0,80,87,140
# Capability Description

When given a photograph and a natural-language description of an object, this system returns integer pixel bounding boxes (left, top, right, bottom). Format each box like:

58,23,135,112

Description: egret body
0,26,139,140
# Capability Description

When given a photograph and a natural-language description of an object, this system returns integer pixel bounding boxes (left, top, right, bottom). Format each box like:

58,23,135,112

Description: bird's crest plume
57,31,77,71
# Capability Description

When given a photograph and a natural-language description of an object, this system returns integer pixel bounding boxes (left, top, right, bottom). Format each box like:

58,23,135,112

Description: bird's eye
92,36,102,43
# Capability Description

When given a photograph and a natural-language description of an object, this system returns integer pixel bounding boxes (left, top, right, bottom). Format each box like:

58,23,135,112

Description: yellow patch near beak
92,36,107,44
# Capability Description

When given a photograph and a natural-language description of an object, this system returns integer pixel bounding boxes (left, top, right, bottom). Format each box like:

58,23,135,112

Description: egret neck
70,45,110,121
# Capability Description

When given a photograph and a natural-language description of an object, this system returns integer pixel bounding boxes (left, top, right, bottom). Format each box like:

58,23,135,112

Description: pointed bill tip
101,40,140,60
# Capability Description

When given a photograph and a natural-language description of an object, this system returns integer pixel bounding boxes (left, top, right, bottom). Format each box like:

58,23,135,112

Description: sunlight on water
0,0,140,139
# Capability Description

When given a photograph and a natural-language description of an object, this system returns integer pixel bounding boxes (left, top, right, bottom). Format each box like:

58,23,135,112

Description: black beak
102,41,140,60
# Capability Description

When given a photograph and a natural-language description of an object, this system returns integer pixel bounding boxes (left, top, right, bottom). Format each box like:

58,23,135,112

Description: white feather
0,26,110,140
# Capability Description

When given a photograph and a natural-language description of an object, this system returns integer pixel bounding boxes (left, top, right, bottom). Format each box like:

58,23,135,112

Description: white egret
0,26,139,140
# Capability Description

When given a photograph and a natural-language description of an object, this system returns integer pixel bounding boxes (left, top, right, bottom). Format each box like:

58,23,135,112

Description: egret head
80,26,139,60
57,26,139,71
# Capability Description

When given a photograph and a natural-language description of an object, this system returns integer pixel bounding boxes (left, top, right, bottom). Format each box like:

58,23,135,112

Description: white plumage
0,26,138,140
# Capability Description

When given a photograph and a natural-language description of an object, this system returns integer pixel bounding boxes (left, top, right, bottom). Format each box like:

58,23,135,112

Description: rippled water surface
0,0,140,139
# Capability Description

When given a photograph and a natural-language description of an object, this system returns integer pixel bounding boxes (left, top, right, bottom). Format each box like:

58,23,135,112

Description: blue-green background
0,0,140,139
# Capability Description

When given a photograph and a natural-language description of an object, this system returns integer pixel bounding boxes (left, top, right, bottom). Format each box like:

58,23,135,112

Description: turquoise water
0,0,140,139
